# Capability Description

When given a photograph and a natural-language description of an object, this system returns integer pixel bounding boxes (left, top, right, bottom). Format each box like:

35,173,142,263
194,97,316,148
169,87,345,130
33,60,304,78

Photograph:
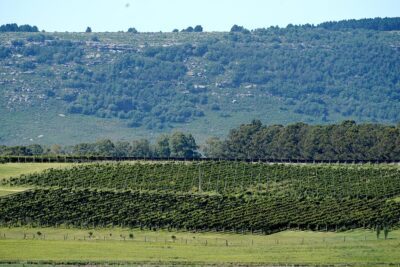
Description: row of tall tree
317,17,400,31
0,132,199,158
203,120,400,160
0,23,39,32
1,121,400,160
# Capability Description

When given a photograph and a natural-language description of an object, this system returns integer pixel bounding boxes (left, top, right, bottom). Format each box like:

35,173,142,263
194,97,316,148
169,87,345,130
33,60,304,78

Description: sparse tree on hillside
85,26,92,33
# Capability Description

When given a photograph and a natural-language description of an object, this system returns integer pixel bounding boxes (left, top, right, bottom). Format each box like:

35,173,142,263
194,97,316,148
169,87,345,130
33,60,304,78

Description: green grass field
0,163,73,180
0,163,72,196
0,227,399,266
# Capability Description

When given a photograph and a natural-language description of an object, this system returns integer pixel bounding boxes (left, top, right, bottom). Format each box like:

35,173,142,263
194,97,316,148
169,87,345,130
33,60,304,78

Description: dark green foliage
1,121,400,161
194,25,203,32
169,132,199,158
85,27,92,33
318,17,400,31
127,27,138,33
181,26,194,32
0,132,200,158
230,25,250,34
220,121,400,160
0,23,39,32
0,144,44,156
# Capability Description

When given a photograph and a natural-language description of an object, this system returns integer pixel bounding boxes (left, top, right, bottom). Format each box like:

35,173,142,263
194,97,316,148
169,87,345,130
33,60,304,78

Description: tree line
0,23,39,32
0,132,199,159
1,121,400,161
317,17,400,31
203,120,400,160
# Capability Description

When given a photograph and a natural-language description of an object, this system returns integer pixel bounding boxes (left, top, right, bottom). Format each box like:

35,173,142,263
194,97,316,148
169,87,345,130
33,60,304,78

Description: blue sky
0,0,399,32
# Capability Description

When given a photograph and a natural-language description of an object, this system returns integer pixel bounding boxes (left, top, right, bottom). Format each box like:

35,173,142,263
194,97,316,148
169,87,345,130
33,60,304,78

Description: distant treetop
181,26,194,32
317,17,400,31
0,23,39,32
181,25,203,33
194,25,203,32
127,27,138,33
230,24,250,34
85,26,92,33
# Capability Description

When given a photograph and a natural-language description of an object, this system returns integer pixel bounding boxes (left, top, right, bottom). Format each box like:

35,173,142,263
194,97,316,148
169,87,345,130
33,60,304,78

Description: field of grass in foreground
0,227,399,266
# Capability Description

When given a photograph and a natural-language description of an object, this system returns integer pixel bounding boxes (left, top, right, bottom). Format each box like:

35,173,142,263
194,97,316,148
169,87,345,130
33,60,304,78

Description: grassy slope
0,163,73,180
0,163,72,196
0,91,318,146
0,227,399,266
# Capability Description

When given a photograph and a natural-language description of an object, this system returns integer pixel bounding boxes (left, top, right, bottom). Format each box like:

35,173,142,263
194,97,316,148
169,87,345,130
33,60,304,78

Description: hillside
1,19,400,145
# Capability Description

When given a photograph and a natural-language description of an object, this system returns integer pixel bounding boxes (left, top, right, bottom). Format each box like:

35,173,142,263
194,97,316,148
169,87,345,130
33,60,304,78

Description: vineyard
1,161,400,233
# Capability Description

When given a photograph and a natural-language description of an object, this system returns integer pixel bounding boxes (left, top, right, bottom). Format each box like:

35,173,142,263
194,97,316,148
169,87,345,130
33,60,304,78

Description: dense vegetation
0,23,39,32
317,17,400,31
1,121,400,161
0,132,199,158
1,162,400,233
1,17,400,144
204,120,400,160
2,188,399,233
5,162,400,197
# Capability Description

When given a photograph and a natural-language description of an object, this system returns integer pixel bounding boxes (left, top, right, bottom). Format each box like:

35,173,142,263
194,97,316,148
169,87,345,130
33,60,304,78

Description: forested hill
1,17,400,145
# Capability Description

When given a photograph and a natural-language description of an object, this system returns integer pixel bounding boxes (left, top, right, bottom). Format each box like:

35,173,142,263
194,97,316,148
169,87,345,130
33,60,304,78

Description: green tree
224,120,263,159
72,143,96,156
131,139,152,157
127,27,138,33
95,139,115,156
170,132,199,158
114,141,132,157
155,134,171,157
194,25,203,32
50,144,62,155
27,144,44,155
182,26,194,32
202,137,224,158
85,27,92,33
